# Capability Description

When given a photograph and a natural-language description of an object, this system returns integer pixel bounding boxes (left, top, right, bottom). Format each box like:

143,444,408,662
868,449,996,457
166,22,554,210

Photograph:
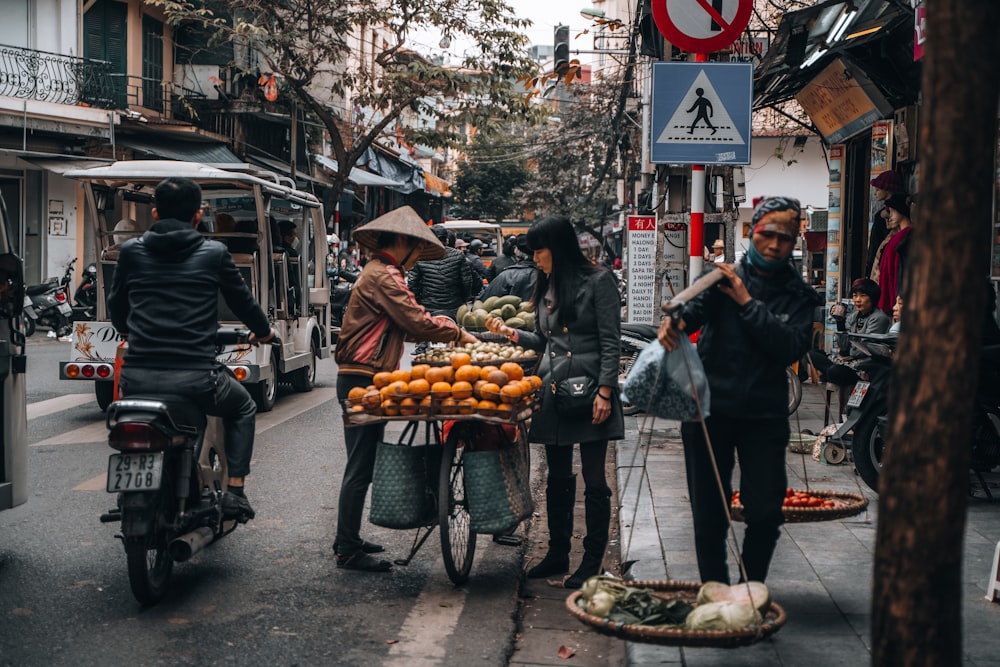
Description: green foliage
451,128,531,222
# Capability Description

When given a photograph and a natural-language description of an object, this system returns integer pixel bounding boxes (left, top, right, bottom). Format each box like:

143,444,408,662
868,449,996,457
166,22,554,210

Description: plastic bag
621,337,710,421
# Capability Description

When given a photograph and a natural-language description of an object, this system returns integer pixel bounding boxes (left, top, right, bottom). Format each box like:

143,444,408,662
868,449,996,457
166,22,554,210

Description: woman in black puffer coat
487,216,623,589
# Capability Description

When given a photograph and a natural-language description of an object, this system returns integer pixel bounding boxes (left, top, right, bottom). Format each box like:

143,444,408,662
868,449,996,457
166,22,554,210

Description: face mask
746,240,788,272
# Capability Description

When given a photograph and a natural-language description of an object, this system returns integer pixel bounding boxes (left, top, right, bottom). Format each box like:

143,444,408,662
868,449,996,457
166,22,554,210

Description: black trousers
681,415,789,583
807,349,860,386
335,373,386,556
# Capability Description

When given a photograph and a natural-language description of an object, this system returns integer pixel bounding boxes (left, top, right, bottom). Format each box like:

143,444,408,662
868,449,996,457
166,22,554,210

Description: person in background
486,216,623,589
408,225,480,321
465,239,491,284
489,235,518,279
658,196,821,584
334,207,479,572
111,218,138,248
479,235,539,302
108,177,276,522
889,295,903,334
876,193,912,313
276,220,299,256
808,278,891,386
866,171,904,278
712,239,726,264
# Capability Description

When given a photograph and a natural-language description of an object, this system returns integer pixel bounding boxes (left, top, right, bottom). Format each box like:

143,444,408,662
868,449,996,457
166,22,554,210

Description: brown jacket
335,252,463,376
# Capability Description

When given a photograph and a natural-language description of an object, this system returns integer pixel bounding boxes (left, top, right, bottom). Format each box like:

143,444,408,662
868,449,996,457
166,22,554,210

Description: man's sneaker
221,492,256,522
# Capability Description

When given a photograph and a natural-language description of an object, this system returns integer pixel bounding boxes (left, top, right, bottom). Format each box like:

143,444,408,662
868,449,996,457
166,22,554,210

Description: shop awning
119,138,243,166
356,146,424,194
753,0,917,112
422,171,452,197
314,154,408,189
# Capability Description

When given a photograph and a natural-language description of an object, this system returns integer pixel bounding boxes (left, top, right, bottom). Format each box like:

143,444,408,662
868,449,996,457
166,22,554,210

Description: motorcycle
99,328,254,605
328,266,358,339
22,266,74,337
69,259,97,321
826,333,1000,495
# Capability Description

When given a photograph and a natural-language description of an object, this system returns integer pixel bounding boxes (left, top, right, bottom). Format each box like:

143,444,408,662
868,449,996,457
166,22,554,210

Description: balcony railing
112,74,208,119
0,44,117,109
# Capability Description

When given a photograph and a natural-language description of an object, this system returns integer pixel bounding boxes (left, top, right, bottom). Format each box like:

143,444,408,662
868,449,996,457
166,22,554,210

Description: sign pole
689,52,708,286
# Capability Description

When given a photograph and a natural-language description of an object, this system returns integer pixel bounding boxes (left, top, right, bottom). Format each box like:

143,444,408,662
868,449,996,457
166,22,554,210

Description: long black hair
526,216,602,326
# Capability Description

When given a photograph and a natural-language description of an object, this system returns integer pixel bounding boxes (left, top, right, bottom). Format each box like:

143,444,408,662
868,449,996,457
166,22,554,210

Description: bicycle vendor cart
342,345,540,585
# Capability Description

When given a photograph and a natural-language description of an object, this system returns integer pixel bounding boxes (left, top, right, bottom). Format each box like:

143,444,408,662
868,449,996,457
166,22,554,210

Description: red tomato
786,488,795,498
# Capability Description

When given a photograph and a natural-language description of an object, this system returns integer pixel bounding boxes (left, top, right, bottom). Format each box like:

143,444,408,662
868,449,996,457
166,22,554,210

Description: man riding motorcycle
107,177,275,521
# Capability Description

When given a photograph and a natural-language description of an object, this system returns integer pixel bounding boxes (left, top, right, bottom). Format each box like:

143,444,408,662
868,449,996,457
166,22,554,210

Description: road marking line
27,394,94,420
34,387,340,448
383,559,468,666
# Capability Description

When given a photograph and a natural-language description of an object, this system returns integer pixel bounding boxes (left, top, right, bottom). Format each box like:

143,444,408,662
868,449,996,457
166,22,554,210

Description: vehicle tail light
96,365,112,379
232,366,249,381
82,364,95,378
109,423,170,452
65,364,80,378
55,291,67,302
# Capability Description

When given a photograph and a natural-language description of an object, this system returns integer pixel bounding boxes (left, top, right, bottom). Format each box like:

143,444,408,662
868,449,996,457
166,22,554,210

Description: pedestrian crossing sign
651,62,753,165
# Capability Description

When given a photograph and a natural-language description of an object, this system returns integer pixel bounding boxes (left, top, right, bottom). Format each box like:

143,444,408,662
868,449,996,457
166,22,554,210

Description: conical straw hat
352,206,445,262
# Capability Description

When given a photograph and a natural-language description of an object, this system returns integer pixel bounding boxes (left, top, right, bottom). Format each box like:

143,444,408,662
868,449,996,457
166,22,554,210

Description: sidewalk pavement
615,381,1000,666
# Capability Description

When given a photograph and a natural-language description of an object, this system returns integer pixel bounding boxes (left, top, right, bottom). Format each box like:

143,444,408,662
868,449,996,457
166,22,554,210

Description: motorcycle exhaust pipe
168,526,215,562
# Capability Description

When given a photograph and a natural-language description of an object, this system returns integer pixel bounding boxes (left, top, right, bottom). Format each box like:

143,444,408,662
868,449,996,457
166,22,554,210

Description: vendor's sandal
361,540,385,554
336,552,392,572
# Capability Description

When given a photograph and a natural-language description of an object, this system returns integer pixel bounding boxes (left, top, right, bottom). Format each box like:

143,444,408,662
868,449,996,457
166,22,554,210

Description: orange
373,372,393,389
500,362,524,382
431,381,453,398
419,395,434,414
474,379,488,396
439,397,458,415
425,366,447,384
362,390,382,408
410,364,431,380
479,382,501,401
518,379,533,396
441,366,455,383
451,381,474,400
451,352,472,369
496,402,513,416
457,397,478,415
500,383,522,404
399,397,419,416
407,378,430,398
526,375,543,390
389,369,411,384
486,370,509,387
479,365,499,381
477,400,498,415
350,404,365,413
347,386,367,402
382,399,400,416
454,364,480,383
387,380,409,396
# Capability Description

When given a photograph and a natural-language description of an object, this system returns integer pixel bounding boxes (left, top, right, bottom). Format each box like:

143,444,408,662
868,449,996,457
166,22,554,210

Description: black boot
564,486,611,589
526,475,576,578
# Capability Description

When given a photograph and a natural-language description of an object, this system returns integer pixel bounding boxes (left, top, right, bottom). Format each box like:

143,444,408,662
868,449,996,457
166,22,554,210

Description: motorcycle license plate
57,302,72,315
107,452,164,492
846,381,871,409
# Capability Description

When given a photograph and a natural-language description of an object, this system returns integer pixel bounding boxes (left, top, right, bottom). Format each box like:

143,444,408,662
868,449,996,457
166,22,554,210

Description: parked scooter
99,328,255,605
826,333,1000,495
70,260,97,321
22,266,73,337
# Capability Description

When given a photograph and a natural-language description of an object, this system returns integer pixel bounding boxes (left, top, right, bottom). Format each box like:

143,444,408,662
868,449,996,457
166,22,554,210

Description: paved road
1,340,524,666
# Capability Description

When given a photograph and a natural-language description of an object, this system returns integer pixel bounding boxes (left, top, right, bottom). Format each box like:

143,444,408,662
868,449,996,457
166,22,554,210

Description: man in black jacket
408,225,480,320
465,239,491,284
108,178,275,521
480,235,538,302
658,196,820,584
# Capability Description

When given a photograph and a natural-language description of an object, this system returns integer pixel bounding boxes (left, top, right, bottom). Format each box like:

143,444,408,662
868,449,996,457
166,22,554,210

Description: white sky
507,0,595,49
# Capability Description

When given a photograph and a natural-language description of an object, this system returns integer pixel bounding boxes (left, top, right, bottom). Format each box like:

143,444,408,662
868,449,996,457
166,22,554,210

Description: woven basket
463,445,533,534
369,442,441,529
731,489,869,524
565,580,787,647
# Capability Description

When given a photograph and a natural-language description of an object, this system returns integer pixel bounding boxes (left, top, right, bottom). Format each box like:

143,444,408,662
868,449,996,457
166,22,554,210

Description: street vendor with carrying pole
333,206,479,572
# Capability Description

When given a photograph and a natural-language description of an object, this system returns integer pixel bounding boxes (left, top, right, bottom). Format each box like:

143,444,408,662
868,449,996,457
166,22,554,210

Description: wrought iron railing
0,44,117,109
110,74,209,119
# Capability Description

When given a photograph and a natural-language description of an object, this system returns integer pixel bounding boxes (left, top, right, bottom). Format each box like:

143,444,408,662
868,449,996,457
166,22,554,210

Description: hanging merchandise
620,335,709,420
258,73,278,102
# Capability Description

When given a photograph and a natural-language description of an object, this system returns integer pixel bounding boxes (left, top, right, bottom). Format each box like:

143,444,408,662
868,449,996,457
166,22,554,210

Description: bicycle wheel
439,436,476,585
787,366,803,415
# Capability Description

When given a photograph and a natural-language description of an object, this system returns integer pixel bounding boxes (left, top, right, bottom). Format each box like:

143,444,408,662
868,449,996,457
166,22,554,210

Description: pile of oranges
346,352,542,420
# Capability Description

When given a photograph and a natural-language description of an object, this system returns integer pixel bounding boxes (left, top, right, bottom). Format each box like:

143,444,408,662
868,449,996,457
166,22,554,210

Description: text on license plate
107,452,164,492
846,381,871,408
57,302,72,315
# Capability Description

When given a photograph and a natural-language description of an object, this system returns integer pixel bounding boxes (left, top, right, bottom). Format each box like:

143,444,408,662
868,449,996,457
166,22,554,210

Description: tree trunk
871,1,1000,665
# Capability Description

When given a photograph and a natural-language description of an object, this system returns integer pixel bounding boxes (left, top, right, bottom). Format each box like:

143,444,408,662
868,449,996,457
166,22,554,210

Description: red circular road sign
651,0,753,54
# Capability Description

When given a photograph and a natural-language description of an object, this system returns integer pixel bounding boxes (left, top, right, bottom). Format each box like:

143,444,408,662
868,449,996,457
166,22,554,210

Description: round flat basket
565,580,786,648
731,490,868,524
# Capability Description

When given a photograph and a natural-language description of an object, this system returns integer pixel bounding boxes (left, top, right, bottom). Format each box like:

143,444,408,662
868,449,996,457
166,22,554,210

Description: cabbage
685,600,762,631
586,591,617,617
696,581,771,613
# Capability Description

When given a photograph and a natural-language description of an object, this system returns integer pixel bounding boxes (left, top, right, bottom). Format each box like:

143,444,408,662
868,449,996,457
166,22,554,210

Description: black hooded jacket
408,247,480,316
108,218,270,370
